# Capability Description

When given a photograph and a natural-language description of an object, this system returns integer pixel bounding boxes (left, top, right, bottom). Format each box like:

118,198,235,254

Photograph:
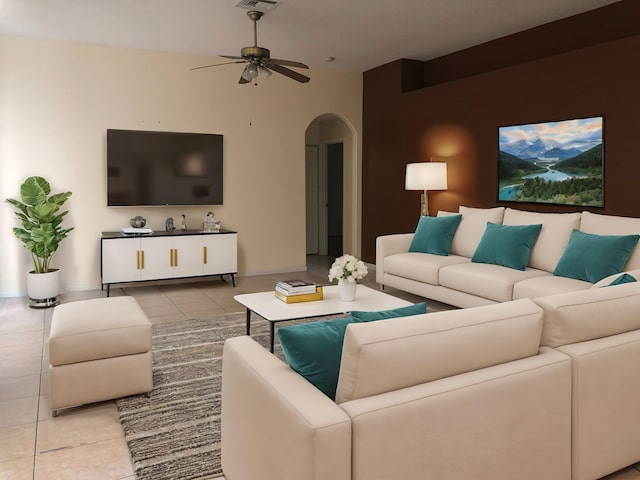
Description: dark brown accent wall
362,1,640,263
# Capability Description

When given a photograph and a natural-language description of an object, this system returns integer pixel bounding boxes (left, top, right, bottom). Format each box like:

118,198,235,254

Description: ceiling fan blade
269,58,309,69
267,63,310,83
190,60,245,71
220,55,246,60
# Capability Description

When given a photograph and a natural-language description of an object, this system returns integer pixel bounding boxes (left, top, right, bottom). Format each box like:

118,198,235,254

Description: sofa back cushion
277,303,427,399
580,211,640,270
534,282,640,347
335,299,543,404
439,206,505,258
502,208,581,272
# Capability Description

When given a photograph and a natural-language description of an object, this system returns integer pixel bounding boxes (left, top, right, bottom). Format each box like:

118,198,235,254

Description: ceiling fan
191,10,310,84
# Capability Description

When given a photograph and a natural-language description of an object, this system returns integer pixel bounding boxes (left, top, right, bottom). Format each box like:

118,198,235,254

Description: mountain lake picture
498,116,603,206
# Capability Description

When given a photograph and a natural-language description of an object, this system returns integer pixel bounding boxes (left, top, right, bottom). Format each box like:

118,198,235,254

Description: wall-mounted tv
107,129,223,206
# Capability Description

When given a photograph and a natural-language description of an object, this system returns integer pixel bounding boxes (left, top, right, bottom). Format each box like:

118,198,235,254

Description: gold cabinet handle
170,249,173,267
141,250,145,269
137,250,140,270
203,246,208,264
174,249,178,267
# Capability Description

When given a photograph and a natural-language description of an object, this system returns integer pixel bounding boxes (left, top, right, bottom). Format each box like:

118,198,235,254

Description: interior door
327,142,343,258
305,145,320,254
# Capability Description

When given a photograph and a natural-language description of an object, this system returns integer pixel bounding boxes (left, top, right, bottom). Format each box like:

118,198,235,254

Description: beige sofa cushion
502,208,581,273
335,298,543,404
439,262,548,302
534,282,640,347
580,211,640,270
384,252,469,285
439,206,505,258
50,297,151,366
513,275,591,300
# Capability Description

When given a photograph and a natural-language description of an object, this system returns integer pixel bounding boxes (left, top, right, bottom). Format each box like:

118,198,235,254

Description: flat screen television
107,129,223,206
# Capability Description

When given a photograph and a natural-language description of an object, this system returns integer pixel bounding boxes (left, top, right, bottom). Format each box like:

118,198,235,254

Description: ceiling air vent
234,0,278,12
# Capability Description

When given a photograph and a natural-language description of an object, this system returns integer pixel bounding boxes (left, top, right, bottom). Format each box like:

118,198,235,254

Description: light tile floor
1,257,639,479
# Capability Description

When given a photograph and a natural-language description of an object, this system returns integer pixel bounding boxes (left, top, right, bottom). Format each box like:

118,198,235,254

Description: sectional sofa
222,282,640,480
376,207,640,308
221,207,640,480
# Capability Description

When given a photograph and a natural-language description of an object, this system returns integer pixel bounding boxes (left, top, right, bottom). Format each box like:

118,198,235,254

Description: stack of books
274,279,324,303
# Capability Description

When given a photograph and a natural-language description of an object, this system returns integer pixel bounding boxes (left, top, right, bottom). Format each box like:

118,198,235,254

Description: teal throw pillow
277,303,427,400
350,302,427,321
606,273,637,286
471,222,543,271
553,230,639,283
409,215,462,256
278,317,353,400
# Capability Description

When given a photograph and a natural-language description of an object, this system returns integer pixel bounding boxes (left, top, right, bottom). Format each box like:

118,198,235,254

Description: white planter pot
27,269,61,308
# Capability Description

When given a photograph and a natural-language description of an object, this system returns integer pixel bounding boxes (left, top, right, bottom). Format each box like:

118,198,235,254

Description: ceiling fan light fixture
192,7,310,84
260,66,272,79
241,63,259,81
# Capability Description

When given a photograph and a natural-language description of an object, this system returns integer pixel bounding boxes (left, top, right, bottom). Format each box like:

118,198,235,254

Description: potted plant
5,176,73,308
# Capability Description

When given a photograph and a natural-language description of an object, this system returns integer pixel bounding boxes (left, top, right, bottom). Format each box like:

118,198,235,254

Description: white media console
101,229,237,296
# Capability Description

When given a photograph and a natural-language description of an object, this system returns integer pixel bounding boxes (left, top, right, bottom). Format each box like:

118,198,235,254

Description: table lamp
405,162,448,216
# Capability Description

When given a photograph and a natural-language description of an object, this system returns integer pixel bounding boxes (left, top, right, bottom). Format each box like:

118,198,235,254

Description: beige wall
0,35,362,296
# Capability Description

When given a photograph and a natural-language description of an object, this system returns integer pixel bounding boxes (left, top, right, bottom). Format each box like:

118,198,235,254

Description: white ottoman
49,296,153,416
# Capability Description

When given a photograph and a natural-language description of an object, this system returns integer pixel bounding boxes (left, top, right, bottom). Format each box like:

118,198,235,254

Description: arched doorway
304,114,358,272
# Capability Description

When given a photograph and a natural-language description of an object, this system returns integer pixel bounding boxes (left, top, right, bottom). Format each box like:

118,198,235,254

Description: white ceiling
0,0,620,72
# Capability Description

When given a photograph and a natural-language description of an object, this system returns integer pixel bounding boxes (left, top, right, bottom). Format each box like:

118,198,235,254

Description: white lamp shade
405,162,448,190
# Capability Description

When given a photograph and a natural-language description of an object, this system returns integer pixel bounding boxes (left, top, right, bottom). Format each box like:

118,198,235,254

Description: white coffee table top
234,284,413,321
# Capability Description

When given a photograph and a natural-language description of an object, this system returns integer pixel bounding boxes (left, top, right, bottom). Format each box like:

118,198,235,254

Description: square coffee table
234,284,413,352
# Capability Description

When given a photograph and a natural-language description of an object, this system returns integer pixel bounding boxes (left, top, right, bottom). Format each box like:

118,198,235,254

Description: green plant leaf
20,176,50,206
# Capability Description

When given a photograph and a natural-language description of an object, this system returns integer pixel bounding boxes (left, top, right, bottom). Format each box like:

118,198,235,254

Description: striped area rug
116,313,274,480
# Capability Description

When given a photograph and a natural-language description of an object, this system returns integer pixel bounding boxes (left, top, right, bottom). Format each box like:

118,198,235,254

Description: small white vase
338,278,357,302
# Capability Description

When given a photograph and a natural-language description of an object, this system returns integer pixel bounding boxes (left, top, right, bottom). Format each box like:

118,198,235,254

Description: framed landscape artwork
497,116,604,207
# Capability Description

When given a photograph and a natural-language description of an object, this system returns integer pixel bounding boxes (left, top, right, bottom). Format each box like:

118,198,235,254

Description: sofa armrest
590,268,640,288
221,336,351,480
376,233,414,284
556,330,640,480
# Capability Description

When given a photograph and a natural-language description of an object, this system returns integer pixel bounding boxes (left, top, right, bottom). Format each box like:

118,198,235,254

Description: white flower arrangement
328,254,368,283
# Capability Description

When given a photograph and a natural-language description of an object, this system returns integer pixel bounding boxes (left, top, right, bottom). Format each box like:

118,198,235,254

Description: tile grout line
32,305,48,480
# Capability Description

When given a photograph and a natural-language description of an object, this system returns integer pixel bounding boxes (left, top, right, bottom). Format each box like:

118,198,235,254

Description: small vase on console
338,278,357,302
